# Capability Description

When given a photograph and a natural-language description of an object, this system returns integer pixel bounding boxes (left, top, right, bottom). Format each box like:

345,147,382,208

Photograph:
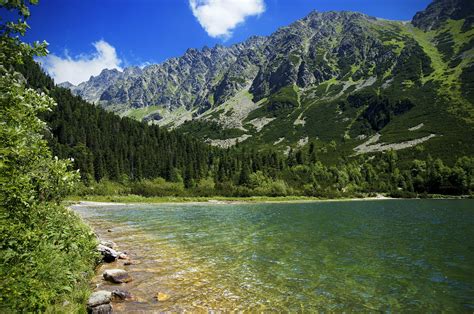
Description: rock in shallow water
100,240,117,249
88,303,113,314
118,252,129,260
112,289,133,301
87,291,113,313
103,269,132,283
97,244,119,262
156,292,170,301
87,290,112,307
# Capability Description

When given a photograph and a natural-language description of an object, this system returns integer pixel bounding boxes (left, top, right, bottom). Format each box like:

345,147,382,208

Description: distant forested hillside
19,59,215,183
16,60,474,197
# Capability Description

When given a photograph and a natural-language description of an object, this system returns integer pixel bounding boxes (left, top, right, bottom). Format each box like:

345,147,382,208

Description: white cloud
40,40,122,85
189,0,265,39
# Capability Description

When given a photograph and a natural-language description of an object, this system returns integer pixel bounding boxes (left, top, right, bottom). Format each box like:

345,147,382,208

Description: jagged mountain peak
412,0,474,31
62,0,473,155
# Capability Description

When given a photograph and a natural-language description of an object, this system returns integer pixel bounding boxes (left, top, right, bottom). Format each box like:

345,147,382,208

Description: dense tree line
19,59,215,183
18,58,474,198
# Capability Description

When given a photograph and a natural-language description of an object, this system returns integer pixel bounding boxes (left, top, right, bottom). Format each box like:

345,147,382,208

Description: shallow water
74,199,474,312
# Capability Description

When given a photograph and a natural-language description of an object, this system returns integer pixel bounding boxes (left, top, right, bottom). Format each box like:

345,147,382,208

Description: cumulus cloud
40,40,122,85
189,0,265,39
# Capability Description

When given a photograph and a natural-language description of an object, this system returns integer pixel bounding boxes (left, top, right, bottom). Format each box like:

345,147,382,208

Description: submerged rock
118,252,129,260
87,291,112,313
112,289,133,301
103,269,133,283
97,244,119,262
89,303,113,314
156,292,170,301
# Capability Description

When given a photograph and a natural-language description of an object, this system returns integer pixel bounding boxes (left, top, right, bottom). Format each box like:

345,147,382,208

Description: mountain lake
73,199,474,312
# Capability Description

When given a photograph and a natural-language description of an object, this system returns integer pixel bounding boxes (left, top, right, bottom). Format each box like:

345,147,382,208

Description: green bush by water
0,2,99,311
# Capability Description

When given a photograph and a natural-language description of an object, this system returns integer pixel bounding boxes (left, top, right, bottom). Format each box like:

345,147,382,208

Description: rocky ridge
62,0,474,157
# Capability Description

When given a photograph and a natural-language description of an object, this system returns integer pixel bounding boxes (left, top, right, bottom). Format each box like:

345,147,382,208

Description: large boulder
103,269,132,283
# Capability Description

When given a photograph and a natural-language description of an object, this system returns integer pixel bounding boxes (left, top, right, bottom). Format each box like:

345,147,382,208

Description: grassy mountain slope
63,0,474,164
177,3,474,164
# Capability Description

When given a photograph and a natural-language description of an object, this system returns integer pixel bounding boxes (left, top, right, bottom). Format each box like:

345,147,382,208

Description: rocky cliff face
412,0,473,31
68,11,403,114
63,0,474,159
71,38,266,111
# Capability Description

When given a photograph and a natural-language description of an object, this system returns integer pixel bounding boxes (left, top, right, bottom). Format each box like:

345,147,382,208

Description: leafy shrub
75,180,130,196
130,178,185,197
0,3,98,310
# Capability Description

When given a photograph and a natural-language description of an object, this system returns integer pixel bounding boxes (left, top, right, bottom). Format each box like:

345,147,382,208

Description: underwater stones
118,252,129,260
112,289,133,301
89,304,113,314
103,269,133,283
156,292,170,301
87,291,112,313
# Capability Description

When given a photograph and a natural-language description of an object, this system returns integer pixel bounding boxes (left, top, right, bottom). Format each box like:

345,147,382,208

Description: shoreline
65,194,471,206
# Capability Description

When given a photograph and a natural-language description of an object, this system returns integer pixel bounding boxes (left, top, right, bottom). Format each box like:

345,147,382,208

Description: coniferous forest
16,59,474,199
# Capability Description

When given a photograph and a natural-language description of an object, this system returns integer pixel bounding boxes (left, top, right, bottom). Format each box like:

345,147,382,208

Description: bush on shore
0,2,98,311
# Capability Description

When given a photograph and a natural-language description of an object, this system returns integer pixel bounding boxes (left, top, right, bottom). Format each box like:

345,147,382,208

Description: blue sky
21,0,432,84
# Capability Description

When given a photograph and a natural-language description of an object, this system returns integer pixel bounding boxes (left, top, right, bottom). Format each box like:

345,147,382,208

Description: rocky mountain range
60,0,474,161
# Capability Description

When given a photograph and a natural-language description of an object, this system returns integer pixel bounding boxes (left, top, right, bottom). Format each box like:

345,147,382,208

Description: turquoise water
75,200,474,312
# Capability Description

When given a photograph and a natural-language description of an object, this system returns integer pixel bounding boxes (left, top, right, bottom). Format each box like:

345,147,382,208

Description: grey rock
112,289,133,301
118,252,129,260
58,81,75,89
143,112,163,123
87,290,112,308
88,303,113,314
97,244,119,263
103,269,132,283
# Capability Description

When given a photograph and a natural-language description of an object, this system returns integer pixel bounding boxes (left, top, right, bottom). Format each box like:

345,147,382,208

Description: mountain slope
61,0,474,162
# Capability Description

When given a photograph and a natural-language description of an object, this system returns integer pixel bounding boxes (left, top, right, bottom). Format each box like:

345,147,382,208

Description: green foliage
75,179,131,196
0,204,98,312
359,97,415,132
434,30,455,62
392,40,434,82
0,1,98,311
178,119,246,140
130,178,184,197
246,85,300,120
460,63,474,104
265,85,299,114
66,151,474,199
